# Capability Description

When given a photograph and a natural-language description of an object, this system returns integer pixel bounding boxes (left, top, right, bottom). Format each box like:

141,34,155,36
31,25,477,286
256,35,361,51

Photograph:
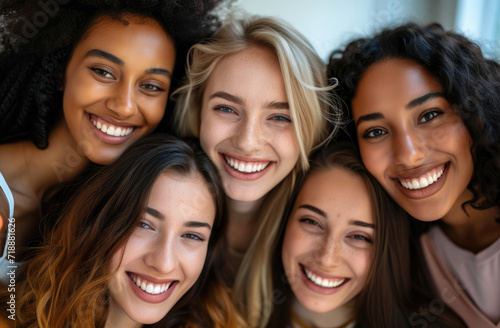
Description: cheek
359,145,385,178
182,246,209,281
352,250,372,282
141,97,168,126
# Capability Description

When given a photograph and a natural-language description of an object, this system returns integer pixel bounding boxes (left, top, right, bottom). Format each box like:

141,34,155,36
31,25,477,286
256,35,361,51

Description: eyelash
91,67,114,79
270,114,292,123
349,234,373,243
182,233,205,241
214,105,235,113
140,83,165,92
419,109,443,123
138,220,153,230
299,218,322,228
362,128,386,139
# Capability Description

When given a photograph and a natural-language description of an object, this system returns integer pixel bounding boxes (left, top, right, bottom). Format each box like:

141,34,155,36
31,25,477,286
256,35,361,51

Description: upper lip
300,264,345,280
221,152,272,163
390,162,447,180
128,272,176,285
87,112,139,128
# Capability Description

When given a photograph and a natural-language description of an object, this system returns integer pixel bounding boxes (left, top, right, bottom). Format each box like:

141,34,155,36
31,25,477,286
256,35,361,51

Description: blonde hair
172,13,341,327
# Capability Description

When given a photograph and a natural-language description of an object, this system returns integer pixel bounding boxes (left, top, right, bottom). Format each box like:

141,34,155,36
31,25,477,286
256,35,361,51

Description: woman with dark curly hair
0,0,228,277
0,134,244,327
328,23,500,327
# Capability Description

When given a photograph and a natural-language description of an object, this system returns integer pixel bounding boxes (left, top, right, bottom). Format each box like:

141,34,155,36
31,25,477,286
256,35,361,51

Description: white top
429,225,500,323
0,172,21,285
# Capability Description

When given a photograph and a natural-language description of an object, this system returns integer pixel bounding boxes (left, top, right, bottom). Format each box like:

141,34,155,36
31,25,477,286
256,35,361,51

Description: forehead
295,167,373,223
74,14,174,59
353,58,443,113
206,45,284,89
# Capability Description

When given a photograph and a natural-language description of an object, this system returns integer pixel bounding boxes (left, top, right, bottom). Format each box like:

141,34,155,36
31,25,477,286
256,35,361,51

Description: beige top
421,227,500,328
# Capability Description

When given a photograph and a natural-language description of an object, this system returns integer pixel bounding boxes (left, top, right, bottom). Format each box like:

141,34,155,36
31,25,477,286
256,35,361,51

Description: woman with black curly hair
0,0,228,280
328,23,500,327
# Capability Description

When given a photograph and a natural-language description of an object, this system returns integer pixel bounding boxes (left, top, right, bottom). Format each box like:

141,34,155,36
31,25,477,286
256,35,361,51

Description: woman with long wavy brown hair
0,134,243,327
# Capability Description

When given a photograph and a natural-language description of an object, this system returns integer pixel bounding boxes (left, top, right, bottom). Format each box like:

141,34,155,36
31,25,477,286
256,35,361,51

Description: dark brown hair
1,134,232,327
266,141,465,328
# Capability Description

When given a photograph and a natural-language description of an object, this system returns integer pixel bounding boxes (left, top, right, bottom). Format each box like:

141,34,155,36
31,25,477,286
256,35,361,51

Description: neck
27,117,90,197
225,196,264,253
440,189,500,253
291,297,355,328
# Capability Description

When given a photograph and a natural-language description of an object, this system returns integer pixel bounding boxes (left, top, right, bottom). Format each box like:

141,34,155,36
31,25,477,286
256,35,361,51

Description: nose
232,116,264,154
313,235,340,267
143,235,177,274
105,80,137,119
393,128,426,167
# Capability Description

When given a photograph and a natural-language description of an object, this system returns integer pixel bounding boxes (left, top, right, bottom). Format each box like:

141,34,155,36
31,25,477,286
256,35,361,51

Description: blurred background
226,0,500,62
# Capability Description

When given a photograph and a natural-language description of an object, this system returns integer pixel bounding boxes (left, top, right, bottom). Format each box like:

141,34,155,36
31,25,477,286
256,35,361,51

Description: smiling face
282,167,374,314
63,14,175,165
351,58,474,222
199,45,300,203
107,172,215,326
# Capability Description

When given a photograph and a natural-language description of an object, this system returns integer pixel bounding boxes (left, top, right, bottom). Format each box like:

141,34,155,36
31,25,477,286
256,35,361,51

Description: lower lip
86,113,135,145
395,164,449,200
300,265,348,296
220,154,273,181
128,274,177,304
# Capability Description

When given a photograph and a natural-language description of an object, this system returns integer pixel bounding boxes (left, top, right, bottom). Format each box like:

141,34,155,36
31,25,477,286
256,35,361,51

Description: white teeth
91,118,134,137
303,267,345,288
130,273,171,295
400,169,444,190
225,156,270,173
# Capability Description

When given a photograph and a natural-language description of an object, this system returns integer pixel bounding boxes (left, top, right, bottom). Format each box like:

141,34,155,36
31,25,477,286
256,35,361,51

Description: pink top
420,226,500,328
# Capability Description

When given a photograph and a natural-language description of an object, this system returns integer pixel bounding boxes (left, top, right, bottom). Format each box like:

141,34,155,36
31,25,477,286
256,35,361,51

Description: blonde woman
173,13,340,285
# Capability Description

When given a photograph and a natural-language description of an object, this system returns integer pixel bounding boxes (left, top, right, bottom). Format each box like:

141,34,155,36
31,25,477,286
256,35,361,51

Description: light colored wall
227,0,459,61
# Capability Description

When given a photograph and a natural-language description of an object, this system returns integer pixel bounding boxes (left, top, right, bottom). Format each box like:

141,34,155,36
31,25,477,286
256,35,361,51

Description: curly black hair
0,0,232,148
327,22,500,212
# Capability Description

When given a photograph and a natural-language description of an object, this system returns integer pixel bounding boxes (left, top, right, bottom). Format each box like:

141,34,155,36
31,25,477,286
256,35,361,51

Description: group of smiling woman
0,0,498,327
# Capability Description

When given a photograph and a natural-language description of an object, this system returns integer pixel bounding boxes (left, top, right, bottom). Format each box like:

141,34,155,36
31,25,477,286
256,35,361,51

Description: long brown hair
2,134,232,327
262,142,465,328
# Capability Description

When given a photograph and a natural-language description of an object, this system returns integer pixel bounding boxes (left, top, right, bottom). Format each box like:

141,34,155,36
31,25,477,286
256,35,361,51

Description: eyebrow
349,220,375,229
298,204,327,218
146,207,212,230
146,207,164,220
355,92,445,127
184,221,212,230
209,91,289,110
298,204,375,228
86,49,123,66
86,49,172,78
405,92,445,109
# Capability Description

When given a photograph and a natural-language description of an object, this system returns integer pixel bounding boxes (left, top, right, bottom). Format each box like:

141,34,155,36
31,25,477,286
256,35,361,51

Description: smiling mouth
128,273,175,295
397,164,446,190
302,265,347,288
90,116,134,137
224,155,270,173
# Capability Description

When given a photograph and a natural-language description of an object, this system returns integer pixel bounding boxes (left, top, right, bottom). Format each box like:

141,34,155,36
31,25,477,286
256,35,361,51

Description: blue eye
214,105,235,113
271,115,291,122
